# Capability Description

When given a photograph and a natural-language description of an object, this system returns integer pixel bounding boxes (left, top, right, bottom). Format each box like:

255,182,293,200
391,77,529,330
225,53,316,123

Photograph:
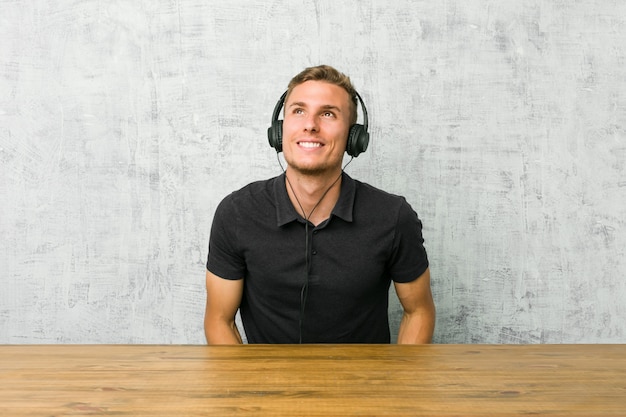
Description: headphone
267,90,370,157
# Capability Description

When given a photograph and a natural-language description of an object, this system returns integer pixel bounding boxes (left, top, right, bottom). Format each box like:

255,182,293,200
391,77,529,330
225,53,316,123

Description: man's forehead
287,81,350,106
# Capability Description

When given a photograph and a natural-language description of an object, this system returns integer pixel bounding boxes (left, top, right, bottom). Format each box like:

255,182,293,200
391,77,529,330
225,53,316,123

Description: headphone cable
278,154,353,343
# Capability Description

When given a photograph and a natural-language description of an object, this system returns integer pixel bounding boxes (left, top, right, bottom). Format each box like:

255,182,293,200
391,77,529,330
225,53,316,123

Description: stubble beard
285,154,343,178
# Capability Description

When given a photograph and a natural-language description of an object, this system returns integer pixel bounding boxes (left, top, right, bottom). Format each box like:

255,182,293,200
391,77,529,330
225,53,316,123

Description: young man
205,65,435,344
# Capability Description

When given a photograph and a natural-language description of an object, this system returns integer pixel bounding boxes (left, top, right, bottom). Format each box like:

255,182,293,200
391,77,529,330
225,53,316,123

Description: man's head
267,65,369,159
279,66,357,177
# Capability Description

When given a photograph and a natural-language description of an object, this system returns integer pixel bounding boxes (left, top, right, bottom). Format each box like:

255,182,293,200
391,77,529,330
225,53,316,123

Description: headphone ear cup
267,120,283,152
346,124,370,157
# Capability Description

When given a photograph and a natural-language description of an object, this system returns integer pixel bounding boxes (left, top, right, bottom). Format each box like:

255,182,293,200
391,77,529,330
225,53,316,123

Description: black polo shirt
207,172,429,343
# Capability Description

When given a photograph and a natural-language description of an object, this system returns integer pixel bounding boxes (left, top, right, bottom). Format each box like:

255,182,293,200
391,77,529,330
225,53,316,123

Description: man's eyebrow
288,102,342,112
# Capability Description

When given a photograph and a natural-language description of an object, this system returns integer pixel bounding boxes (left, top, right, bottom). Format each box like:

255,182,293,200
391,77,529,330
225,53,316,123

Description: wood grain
1,344,624,416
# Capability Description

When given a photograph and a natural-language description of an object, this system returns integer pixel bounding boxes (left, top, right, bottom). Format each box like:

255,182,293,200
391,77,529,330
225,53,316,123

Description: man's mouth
298,141,323,148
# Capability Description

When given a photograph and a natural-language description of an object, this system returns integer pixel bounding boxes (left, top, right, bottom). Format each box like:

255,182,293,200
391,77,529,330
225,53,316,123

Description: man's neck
284,168,343,226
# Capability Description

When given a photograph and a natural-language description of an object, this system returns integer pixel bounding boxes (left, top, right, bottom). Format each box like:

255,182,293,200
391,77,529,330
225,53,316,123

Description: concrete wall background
1,0,625,344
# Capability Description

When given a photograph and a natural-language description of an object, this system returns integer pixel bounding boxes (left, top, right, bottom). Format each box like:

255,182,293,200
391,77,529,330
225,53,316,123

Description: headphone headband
354,91,368,133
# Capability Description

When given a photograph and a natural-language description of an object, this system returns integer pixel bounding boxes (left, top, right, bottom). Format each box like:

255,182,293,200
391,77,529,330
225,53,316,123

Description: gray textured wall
1,1,625,344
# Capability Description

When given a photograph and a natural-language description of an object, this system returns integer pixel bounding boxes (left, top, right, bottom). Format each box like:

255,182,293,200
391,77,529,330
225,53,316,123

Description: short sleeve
387,199,429,283
206,195,246,280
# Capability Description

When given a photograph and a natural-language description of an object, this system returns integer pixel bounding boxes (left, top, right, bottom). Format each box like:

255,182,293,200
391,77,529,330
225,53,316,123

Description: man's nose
303,115,319,132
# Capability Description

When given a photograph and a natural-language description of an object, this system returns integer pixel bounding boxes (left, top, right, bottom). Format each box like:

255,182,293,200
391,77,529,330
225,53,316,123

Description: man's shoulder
212,176,281,224
222,175,281,204
353,177,407,205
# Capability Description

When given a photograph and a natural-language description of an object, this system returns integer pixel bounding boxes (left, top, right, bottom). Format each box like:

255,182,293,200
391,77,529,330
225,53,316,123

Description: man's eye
323,111,335,118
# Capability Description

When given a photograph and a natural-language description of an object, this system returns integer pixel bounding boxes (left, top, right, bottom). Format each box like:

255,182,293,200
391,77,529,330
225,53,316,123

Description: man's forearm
204,319,243,345
396,309,435,344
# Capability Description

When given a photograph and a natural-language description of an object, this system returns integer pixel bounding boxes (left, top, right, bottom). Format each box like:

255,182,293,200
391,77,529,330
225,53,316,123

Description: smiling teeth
300,142,322,148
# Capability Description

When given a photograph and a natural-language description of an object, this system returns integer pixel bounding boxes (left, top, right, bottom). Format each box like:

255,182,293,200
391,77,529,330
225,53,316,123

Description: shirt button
312,250,317,255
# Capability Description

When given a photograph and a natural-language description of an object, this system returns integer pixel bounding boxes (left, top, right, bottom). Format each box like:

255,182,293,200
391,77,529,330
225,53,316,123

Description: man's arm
394,267,436,344
204,270,244,344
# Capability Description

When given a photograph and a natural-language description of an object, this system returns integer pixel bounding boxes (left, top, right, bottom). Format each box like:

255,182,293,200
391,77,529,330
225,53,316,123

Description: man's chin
285,154,344,177
288,164,327,176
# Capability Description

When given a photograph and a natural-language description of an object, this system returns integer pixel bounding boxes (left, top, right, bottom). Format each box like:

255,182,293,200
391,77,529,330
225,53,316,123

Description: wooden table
0,344,624,416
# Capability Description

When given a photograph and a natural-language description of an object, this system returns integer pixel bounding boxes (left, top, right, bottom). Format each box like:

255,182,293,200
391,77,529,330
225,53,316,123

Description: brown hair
286,65,358,125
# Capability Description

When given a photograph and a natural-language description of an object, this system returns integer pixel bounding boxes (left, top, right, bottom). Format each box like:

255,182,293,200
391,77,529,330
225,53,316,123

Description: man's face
281,80,352,176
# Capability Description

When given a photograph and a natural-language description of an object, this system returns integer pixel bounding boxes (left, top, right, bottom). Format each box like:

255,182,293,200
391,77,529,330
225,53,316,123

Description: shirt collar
274,172,356,227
